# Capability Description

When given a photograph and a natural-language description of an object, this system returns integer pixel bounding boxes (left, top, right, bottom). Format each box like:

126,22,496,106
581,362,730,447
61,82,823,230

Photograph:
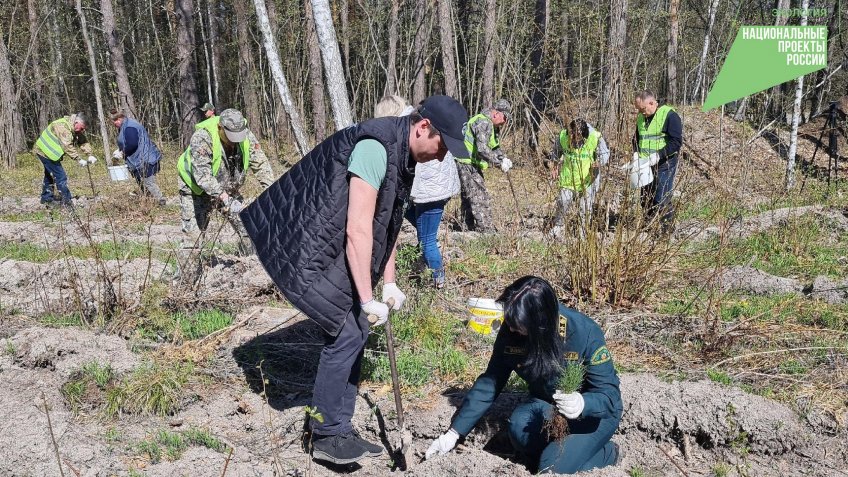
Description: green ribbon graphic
703,26,828,112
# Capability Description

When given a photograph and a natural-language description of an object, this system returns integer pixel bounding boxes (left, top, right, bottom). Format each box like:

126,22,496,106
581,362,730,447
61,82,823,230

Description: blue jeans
641,155,678,228
405,199,448,284
38,155,72,204
508,398,620,474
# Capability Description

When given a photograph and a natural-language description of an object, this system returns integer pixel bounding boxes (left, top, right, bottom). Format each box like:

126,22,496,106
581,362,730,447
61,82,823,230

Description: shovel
367,297,413,467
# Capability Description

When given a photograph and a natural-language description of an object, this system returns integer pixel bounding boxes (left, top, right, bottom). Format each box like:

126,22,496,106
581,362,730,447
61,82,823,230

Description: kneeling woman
426,276,622,474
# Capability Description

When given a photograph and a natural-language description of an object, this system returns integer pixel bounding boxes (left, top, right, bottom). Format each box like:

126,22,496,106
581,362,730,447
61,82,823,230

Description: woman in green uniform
426,276,622,474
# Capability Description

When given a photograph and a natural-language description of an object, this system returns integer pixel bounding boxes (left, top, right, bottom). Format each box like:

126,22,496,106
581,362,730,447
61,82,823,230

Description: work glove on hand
553,391,585,419
79,159,88,167
112,149,123,160
87,155,97,164
647,152,660,166
500,157,513,173
228,199,243,214
425,429,460,460
362,299,389,326
382,282,406,310
218,191,230,205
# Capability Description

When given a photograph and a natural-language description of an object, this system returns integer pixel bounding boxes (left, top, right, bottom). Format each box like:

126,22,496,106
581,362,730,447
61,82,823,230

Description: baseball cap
219,108,249,143
201,102,215,112
418,95,470,158
493,99,512,120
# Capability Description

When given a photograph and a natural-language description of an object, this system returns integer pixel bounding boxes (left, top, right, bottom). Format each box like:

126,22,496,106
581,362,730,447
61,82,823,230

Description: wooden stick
42,391,66,477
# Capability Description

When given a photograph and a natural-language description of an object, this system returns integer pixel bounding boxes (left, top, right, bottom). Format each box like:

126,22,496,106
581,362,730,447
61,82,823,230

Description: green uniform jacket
451,304,622,436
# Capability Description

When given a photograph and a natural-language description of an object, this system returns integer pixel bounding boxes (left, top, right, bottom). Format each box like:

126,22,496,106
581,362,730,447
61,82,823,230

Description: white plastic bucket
108,165,130,181
466,297,504,335
629,157,654,188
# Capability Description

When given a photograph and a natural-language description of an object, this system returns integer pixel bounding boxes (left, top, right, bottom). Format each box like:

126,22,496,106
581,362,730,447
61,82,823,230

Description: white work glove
647,152,660,166
88,155,97,164
553,391,585,419
112,149,123,160
382,282,406,310
500,157,513,173
79,159,88,167
362,299,389,326
425,429,460,460
228,199,243,214
218,191,230,205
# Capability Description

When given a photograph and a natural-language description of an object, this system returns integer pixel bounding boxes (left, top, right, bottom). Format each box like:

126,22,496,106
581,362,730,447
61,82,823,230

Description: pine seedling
545,361,586,441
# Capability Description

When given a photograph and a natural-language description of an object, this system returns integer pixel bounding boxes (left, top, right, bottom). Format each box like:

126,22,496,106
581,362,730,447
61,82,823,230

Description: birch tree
693,0,720,103
310,0,353,129
785,0,810,190
0,36,25,167
254,0,310,154
666,0,680,104
27,0,49,130
101,0,136,116
75,0,111,162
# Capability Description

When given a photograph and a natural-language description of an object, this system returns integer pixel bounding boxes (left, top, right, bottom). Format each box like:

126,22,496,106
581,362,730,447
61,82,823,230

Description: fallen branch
658,444,689,477
41,391,66,477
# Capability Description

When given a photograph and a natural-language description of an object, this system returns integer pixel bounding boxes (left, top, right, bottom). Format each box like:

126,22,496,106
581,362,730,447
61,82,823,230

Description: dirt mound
718,265,804,296
621,374,807,455
809,275,848,304
10,326,139,378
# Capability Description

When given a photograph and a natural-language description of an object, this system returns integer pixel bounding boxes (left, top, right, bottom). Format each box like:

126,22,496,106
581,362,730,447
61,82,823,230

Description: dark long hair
497,276,564,383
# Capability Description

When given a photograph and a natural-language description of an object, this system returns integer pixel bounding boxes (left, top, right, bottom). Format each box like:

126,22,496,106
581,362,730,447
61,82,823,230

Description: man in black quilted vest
240,95,469,465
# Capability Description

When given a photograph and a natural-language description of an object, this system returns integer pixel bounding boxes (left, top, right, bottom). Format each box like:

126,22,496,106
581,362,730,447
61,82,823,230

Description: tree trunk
174,0,200,147
264,0,290,138
384,0,399,95
0,37,25,167
340,0,350,81
27,0,49,131
101,0,137,116
437,0,459,99
305,0,327,141
76,0,111,162
310,0,354,129
786,0,810,190
528,0,549,114
234,0,262,137
480,0,499,107
411,0,430,104
207,0,220,106
693,0,720,103
769,0,790,121
254,0,311,154
603,0,627,132
198,5,214,107
666,0,680,104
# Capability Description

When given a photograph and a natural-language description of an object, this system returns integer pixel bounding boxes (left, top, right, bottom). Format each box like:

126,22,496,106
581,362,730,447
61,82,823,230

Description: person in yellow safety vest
176,108,274,253
549,118,609,237
200,102,216,119
31,112,97,208
455,99,514,232
632,90,683,234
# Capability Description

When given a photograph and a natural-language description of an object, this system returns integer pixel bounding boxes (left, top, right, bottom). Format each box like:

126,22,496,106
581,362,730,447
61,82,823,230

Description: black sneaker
350,430,383,457
311,433,370,465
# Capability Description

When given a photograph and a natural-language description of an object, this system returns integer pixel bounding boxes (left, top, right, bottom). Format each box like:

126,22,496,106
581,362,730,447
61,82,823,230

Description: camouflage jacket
470,112,507,166
32,114,93,160
187,128,274,197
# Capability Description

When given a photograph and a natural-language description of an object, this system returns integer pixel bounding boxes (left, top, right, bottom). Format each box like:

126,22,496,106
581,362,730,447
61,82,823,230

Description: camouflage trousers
456,162,496,232
178,184,253,253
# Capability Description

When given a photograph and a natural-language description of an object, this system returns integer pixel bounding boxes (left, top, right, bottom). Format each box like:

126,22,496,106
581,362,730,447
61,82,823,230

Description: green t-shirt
348,139,388,190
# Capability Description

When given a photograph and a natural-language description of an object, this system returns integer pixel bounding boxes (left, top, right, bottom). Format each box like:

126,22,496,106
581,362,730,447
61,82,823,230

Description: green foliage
0,240,165,263
707,368,732,386
176,309,233,340
304,405,324,424
136,428,228,463
39,313,84,327
182,427,230,453
628,467,647,477
3,339,15,356
106,361,192,417
556,361,586,394
713,463,731,477
82,361,115,388
61,360,116,413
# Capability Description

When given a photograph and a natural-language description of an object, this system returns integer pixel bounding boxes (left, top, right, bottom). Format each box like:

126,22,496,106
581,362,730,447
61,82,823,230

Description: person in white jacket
375,95,461,288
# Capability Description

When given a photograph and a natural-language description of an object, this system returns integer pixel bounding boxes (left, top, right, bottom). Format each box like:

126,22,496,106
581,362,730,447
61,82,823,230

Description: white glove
362,299,389,326
425,429,460,459
553,391,585,419
88,155,97,164
500,157,513,173
79,159,88,167
228,199,243,214
112,149,123,160
382,282,406,310
648,152,660,166
218,191,230,205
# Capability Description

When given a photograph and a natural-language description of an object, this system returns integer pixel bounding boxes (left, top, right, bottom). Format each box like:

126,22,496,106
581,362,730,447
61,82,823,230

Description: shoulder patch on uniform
558,314,567,338
504,345,527,356
563,351,579,361
590,346,612,365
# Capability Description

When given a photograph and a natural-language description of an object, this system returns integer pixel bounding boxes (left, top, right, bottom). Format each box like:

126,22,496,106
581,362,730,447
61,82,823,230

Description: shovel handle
366,297,396,324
